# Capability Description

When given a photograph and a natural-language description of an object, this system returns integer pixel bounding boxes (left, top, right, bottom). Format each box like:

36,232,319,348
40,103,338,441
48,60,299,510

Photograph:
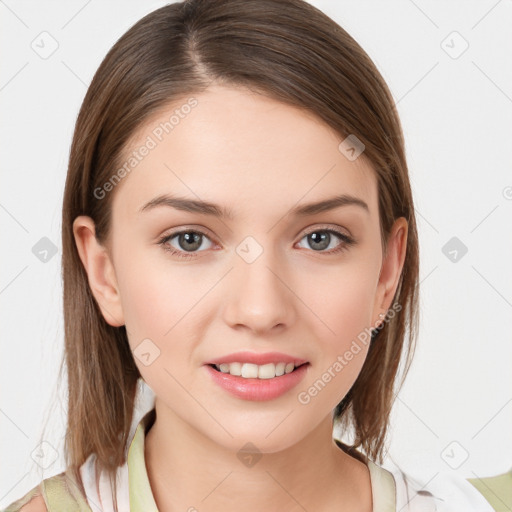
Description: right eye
157,229,215,259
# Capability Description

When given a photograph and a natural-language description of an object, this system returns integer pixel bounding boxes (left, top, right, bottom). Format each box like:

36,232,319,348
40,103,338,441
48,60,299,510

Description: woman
4,0,508,510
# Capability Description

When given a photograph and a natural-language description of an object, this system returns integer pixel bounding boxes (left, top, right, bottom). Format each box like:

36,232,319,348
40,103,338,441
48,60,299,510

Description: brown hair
54,0,419,507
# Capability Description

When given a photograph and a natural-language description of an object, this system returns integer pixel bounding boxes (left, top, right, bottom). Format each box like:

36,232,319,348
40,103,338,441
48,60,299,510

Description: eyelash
157,226,355,260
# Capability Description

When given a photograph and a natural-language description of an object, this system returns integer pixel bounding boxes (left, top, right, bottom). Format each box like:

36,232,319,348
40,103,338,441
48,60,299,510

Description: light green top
2,408,509,511
468,471,512,512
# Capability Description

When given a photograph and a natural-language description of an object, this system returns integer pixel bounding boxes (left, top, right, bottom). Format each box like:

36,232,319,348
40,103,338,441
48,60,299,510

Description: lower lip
204,364,309,401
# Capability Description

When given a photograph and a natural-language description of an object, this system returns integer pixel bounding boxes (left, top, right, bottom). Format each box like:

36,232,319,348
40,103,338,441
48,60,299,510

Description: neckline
127,408,159,511
334,438,396,512
366,458,397,511
127,408,396,512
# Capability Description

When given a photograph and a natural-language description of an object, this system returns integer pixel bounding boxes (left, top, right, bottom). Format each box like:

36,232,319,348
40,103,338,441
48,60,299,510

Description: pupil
180,232,201,251
309,232,329,250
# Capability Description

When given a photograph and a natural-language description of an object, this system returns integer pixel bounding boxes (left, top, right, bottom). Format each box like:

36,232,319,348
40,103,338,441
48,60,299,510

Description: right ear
72,215,125,327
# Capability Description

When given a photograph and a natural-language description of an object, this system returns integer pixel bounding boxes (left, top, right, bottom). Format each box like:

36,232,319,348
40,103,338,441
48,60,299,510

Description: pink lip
204,363,309,401
204,351,308,366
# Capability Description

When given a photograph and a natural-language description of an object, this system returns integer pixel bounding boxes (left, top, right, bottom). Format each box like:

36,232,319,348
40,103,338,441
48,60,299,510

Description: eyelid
298,223,352,239
159,225,217,241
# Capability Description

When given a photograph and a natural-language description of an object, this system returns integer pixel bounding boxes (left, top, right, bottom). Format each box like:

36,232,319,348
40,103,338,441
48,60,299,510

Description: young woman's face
86,84,406,452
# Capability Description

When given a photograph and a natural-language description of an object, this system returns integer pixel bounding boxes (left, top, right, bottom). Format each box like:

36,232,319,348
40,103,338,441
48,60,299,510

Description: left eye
296,228,354,254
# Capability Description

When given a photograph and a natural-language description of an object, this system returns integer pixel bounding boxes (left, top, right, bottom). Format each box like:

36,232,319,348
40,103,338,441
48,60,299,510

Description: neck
144,402,372,512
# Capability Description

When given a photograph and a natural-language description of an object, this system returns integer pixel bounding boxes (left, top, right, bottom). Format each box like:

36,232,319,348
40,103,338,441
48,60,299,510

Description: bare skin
73,84,407,511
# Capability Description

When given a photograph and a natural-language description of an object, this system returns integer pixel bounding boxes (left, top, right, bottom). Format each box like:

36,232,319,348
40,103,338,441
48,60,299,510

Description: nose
223,247,296,334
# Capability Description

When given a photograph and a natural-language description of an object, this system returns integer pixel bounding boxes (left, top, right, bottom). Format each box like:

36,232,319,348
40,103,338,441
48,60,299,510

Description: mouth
208,361,309,379
204,360,310,401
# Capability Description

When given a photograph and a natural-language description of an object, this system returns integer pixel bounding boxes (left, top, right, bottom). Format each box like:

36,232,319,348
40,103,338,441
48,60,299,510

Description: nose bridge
224,235,294,332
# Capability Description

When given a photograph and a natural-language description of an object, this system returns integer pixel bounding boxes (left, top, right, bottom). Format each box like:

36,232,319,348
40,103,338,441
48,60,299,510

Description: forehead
111,85,377,220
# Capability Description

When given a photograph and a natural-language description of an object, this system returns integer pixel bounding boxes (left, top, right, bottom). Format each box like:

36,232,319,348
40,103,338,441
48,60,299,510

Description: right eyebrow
138,194,235,219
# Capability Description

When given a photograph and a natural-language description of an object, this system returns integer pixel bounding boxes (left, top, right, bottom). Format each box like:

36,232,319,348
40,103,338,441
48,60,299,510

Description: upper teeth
215,362,296,379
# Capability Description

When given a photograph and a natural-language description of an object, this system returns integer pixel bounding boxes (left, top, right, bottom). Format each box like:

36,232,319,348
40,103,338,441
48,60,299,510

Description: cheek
299,264,377,398
114,248,215,369
117,270,174,340
115,262,200,395
115,242,194,334
306,262,377,344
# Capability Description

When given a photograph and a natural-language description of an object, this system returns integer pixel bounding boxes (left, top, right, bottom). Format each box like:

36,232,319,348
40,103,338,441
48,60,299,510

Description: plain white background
1,0,511,508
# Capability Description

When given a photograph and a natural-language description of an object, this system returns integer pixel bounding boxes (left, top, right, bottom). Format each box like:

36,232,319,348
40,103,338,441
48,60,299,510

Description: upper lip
205,351,308,366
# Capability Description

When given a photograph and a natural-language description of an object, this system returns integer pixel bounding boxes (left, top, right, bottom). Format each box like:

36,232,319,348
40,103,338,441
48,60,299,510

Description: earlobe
372,217,408,326
72,215,125,327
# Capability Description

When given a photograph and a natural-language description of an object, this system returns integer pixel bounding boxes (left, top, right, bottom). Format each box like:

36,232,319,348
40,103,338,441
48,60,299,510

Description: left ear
372,217,408,327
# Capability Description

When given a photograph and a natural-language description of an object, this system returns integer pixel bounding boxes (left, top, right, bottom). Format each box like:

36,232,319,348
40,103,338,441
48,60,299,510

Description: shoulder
18,494,47,512
2,484,46,512
383,459,509,512
2,471,92,512
467,469,512,512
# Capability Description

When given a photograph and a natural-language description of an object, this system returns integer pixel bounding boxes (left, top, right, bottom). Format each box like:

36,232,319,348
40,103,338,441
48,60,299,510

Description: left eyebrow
290,194,369,216
137,193,369,219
